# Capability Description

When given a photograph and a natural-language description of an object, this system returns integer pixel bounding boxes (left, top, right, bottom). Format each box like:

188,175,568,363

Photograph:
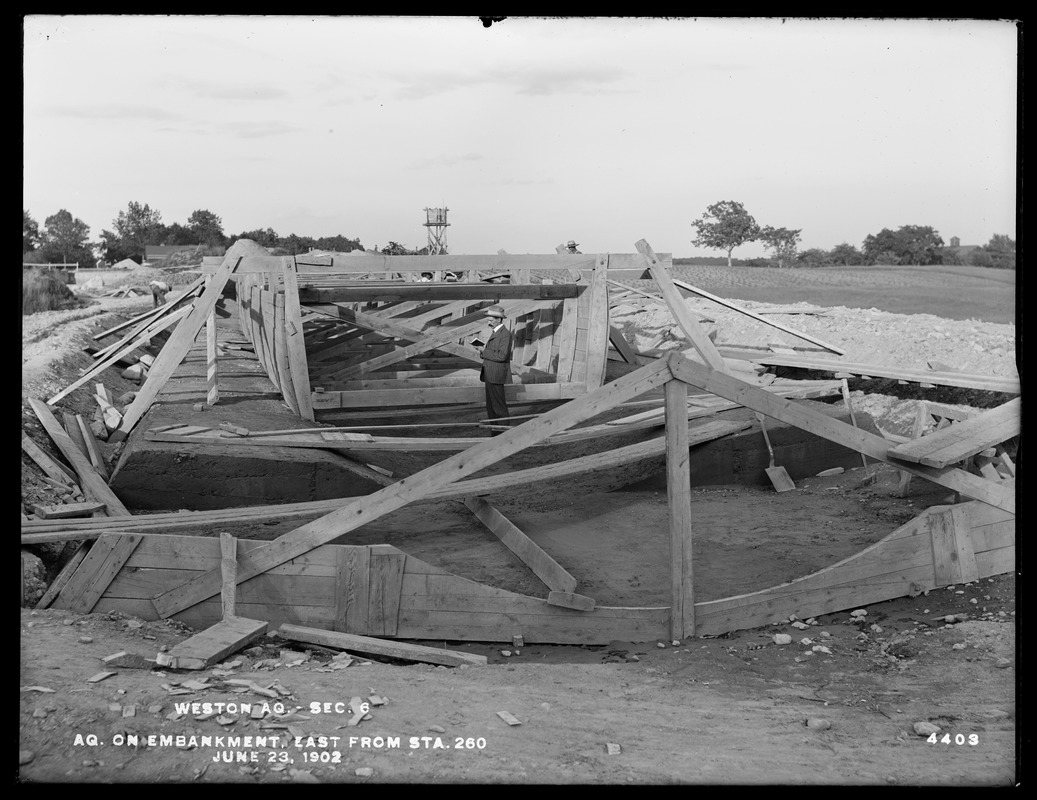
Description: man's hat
566,240,579,248
484,304,506,319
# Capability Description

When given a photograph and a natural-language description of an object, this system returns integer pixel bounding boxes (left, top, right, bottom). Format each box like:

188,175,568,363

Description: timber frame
39,351,1015,644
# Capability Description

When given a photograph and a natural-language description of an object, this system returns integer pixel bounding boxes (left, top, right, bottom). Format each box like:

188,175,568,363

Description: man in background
566,240,582,254
149,279,170,307
478,304,513,434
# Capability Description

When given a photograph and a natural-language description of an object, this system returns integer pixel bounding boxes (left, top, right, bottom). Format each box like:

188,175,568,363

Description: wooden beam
157,616,268,670
28,398,132,516
220,533,237,618
670,276,845,355
278,624,488,667
34,501,106,519
48,307,190,406
205,272,219,406
206,252,670,275
546,591,596,611
638,239,730,375
91,275,204,341
281,257,315,420
584,255,610,390
151,357,674,618
51,533,142,613
298,283,580,303
720,353,1019,395
666,353,1015,513
609,325,643,366
110,257,239,443
463,497,578,594
35,541,91,609
665,379,694,640
75,415,109,481
929,504,979,585
887,398,1021,468
21,432,76,485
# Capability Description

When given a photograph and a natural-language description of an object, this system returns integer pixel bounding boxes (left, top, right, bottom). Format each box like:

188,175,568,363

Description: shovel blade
765,466,796,493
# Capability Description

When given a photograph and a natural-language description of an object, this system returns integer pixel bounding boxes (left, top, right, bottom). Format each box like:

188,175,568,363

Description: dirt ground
19,266,1019,785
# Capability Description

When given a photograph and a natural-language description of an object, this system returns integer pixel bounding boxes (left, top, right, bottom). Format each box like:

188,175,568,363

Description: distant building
942,236,981,262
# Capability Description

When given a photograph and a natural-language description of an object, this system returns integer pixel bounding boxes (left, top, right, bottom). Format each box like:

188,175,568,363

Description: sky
23,16,1019,258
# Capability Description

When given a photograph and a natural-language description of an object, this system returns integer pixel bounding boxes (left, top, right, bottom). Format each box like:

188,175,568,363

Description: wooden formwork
43,351,1015,644
211,251,657,418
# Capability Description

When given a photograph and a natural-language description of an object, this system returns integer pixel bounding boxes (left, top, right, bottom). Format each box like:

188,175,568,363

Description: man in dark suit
478,304,513,434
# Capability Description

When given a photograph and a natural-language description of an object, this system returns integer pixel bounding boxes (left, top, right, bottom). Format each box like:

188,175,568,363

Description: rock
657,642,666,648
606,742,622,755
850,609,867,618
773,634,792,645
792,621,810,630
500,650,512,657
354,767,374,778
121,363,147,382
19,751,34,765
428,725,445,733
913,721,941,736
870,624,883,633
21,551,47,607
806,718,831,730
816,467,844,477
671,639,680,646
79,636,93,643
995,658,1012,669
952,643,966,650
812,645,832,654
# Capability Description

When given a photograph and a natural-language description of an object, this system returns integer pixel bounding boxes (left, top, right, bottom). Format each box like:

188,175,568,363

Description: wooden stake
840,379,870,474
220,532,236,618
205,273,219,406
665,378,694,640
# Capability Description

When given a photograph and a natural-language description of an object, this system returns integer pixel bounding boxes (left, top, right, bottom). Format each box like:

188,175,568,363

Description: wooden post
665,378,694,640
220,533,237,619
841,379,869,474
206,274,219,406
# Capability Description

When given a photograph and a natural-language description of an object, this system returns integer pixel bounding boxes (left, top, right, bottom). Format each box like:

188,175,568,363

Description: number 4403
928,733,979,745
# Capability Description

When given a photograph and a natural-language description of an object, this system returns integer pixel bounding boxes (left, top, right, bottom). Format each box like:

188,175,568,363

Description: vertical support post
206,273,219,406
665,377,694,640
220,532,237,619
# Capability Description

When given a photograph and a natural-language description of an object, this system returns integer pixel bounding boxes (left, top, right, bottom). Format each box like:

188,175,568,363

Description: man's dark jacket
479,325,513,384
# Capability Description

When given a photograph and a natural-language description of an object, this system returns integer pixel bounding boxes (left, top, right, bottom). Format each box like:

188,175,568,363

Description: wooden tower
424,207,450,255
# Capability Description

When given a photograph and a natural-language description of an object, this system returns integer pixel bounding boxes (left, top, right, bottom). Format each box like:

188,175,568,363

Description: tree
796,248,829,268
113,201,164,262
23,210,41,253
380,241,414,256
40,209,91,264
828,242,863,266
316,234,365,252
758,225,802,268
159,222,200,246
691,201,761,267
188,209,225,246
228,228,279,249
277,233,319,255
861,225,943,265
977,234,1015,269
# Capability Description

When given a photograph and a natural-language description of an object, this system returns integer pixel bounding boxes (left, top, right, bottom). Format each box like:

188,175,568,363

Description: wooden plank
281,257,315,421
368,552,406,636
639,240,730,375
159,617,268,670
312,382,578,409
299,283,580,303
49,307,190,406
75,415,109,481
35,541,91,610
220,533,237,618
278,623,488,667
151,357,674,618
21,432,76,485
28,398,132,516
671,277,845,355
53,533,142,613
722,353,1019,394
666,353,1015,513
61,411,91,462
665,379,694,640
34,501,106,519
583,255,610,390
929,504,979,585
546,591,596,611
463,497,577,593
205,272,219,406
110,258,239,442
207,252,668,274
273,293,300,414
554,297,579,382
336,546,370,635
609,325,642,366
888,398,1021,468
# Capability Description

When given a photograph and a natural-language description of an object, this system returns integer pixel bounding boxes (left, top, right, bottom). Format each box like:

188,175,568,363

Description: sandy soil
19,266,1018,785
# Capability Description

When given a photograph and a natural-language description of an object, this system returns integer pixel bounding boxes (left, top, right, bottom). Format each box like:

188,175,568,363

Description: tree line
689,200,1015,269
22,203,366,267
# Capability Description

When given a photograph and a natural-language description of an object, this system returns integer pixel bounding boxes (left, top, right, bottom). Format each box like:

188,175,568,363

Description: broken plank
158,617,268,670
75,415,110,480
463,497,577,594
34,501,107,520
278,623,487,667
546,591,596,611
21,432,77,485
28,398,132,516
887,398,1021,468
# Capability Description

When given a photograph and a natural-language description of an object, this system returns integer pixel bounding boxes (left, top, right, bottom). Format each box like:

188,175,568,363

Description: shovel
756,412,795,492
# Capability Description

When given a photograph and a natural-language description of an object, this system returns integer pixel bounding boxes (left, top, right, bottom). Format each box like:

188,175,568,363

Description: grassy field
668,264,1017,324
21,269,80,315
